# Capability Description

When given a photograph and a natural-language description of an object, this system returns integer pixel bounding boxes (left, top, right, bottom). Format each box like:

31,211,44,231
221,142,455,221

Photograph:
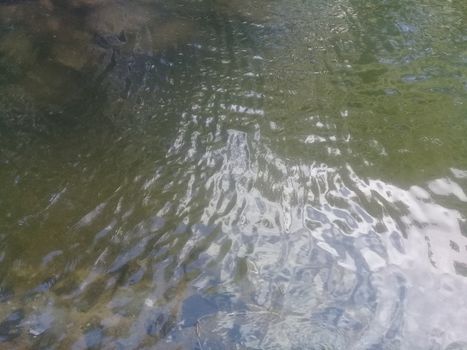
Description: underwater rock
94,31,127,50
0,31,36,68
27,310,54,337
29,276,59,295
51,43,92,71
20,60,86,107
0,309,24,342
31,332,59,349
85,2,153,36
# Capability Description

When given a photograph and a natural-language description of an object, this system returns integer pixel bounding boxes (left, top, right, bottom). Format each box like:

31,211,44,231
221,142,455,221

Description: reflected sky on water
0,0,467,349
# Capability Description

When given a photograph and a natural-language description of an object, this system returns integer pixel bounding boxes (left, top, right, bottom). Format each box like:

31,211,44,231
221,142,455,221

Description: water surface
1,0,467,349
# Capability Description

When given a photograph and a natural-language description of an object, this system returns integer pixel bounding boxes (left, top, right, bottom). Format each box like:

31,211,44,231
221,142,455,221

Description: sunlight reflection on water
1,0,467,348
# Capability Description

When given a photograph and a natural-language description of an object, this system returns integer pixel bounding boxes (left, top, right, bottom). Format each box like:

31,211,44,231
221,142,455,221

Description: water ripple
1,0,467,349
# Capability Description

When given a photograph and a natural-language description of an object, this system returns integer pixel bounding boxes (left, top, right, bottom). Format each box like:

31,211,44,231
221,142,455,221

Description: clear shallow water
0,0,467,348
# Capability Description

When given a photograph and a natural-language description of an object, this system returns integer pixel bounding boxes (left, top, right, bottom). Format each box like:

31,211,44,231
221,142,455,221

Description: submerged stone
51,43,93,71
29,276,59,295
27,308,56,337
85,2,152,35
0,31,36,68
0,309,24,342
